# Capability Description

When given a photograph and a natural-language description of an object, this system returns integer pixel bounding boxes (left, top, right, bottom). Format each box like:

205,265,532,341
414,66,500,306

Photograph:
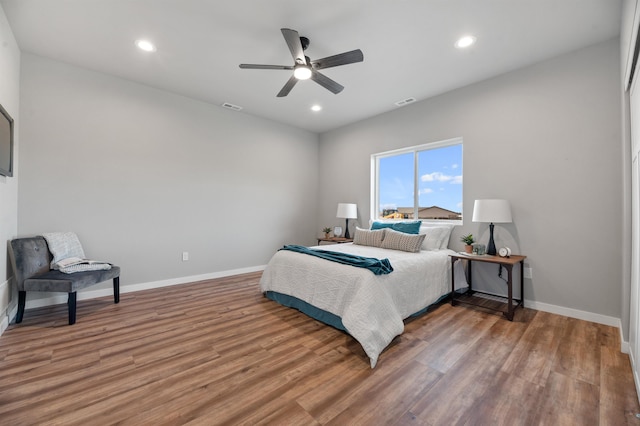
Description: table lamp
472,199,512,256
336,203,357,239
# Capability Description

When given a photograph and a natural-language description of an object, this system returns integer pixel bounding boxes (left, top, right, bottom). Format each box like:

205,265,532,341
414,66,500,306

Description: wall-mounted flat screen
0,102,14,177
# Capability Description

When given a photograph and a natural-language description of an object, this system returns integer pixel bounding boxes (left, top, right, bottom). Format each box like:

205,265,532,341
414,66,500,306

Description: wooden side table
316,237,354,245
449,253,526,321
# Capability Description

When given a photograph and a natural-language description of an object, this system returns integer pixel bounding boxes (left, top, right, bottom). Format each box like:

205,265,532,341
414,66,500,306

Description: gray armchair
8,236,121,325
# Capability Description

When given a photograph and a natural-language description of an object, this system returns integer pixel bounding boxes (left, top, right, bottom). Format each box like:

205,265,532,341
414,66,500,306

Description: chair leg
16,291,26,323
68,292,77,325
113,277,120,304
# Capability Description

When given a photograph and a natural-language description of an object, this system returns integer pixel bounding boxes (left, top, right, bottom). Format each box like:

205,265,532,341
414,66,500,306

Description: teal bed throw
279,244,393,275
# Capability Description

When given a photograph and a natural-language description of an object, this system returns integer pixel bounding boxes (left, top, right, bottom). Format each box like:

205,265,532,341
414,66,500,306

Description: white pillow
42,232,86,269
419,224,454,250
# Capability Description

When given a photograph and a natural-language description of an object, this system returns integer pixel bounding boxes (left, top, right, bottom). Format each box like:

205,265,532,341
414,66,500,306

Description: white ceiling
0,0,622,133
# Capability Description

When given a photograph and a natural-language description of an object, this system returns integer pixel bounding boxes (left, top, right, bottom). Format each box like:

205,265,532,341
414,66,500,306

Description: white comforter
259,243,467,368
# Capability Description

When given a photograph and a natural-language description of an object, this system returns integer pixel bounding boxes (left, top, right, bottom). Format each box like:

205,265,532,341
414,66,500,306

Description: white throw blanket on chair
42,232,112,274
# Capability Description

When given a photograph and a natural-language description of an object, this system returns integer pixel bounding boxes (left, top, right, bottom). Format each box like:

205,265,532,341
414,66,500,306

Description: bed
259,223,468,367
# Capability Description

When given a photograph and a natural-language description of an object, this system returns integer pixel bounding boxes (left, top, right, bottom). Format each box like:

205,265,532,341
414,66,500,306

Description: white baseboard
630,345,640,406
525,299,620,327
0,314,8,336
620,319,630,354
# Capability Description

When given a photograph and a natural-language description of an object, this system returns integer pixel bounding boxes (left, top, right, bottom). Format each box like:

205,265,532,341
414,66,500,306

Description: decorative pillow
42,232,86,269
353,227,386,248
420,226,452,250
391,221,422,234
371,220,422,234
381,228,426,253
370,221,394,230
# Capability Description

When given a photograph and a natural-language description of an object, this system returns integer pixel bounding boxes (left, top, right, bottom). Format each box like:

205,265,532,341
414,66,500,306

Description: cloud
421,172,448,182
451,163,459,169
421,171,462,184
419,188,434,195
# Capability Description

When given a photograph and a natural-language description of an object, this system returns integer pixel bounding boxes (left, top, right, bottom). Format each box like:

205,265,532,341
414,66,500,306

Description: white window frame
370,137,463,225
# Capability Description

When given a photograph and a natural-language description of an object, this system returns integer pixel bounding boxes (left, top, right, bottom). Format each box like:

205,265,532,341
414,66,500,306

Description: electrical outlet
182,252,189,261
523,267,532,279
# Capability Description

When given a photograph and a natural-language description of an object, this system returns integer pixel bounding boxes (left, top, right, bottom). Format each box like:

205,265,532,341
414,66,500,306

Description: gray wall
318,38,622,318
18,53,319,295
0,5,20,330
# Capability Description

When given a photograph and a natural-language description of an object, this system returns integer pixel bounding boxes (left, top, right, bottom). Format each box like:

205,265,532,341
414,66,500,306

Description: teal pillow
370,221,422,234
391,221,422,234
371,221,394,230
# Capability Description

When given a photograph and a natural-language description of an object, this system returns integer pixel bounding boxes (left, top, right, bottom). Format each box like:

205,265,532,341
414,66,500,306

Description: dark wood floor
0,271,638,425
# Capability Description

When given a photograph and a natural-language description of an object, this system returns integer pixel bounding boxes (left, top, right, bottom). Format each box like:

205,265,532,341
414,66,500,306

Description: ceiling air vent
394,97,416,107
222,102,243,111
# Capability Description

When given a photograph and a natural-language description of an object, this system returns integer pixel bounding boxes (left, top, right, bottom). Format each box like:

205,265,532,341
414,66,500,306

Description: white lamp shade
472,199,512,223
336,203,357,219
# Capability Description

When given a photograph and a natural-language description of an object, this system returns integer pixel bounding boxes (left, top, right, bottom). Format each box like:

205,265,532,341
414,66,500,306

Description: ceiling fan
239,28,364,97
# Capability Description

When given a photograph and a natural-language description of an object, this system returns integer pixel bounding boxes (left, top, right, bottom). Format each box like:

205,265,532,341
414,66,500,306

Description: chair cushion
23,266,121,293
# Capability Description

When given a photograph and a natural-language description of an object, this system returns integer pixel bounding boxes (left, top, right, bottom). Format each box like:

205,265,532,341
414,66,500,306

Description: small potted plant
322,227,332,238
460,233,475,253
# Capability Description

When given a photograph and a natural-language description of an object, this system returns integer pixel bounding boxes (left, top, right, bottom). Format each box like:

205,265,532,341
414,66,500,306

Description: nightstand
317,237,354,245
449,253,526,321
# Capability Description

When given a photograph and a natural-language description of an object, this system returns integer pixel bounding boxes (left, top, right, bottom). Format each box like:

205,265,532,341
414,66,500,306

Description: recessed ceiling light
311,105,322,112
395,97,416,107
222,102,243,111
135,39,156,52
455,36,476,49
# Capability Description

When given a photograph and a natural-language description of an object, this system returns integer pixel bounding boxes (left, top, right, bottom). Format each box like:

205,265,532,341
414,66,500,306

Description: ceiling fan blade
239,64,294,70
277,75,299,97
281,28,306,65
311,49,364,70
310,70,344,94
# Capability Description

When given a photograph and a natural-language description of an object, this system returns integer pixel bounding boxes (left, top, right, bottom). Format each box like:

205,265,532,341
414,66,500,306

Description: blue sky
379,144,462,214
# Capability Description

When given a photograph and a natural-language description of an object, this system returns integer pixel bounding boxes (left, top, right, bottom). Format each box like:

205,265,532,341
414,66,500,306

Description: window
372,138,463,222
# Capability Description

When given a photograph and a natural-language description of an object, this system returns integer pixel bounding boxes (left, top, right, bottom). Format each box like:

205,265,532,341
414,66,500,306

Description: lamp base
344,219,351,239
487,222,496,256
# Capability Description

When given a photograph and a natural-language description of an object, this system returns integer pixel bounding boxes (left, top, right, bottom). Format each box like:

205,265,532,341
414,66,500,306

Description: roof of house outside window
391,206,461,220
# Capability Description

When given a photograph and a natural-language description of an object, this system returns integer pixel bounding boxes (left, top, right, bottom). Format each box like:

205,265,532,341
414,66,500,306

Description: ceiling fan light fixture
294,65,312,80
239,28,363,96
